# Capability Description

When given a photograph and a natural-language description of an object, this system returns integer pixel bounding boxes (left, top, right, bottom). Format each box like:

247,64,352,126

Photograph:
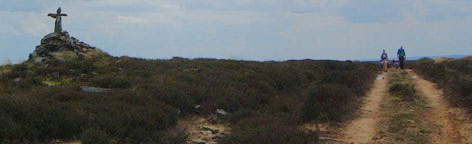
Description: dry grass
376,70,433,143
433,57,455,64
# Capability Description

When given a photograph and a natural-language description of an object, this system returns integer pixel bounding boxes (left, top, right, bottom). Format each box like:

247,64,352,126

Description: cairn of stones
29,7,102,64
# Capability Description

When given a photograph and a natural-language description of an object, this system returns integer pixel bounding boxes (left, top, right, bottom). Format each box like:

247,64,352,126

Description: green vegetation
411,57,472,112
81,128,111,144
0,55,377,143
377,71,432,143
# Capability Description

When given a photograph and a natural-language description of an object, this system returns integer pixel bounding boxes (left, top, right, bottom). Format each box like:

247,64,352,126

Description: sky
1,0,471,63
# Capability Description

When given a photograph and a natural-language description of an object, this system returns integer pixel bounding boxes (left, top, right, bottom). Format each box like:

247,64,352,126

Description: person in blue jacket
397,46,406,69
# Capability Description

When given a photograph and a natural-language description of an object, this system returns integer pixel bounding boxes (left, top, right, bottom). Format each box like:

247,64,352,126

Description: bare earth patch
178,116,231,144
412,72,472,144
339,73,386,143
302,123,341,143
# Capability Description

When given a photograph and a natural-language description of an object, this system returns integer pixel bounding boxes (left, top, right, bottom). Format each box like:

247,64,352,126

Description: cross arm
48,13,57,18
48,13,67,18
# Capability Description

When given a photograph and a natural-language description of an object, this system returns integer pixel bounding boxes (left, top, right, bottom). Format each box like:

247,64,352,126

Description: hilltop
2,31,472,144
0,31,379,143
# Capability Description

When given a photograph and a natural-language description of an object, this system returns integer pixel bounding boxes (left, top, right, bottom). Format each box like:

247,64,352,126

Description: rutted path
410,71,472,144
325,70,472,144
338,73,387,143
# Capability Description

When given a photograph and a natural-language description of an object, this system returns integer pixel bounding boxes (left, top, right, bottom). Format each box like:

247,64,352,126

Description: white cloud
158,3,184,10
0,11,51,35
1,0,472,62
0,23,20,35
117,15,147,24
298,0,348,8
22,20,49,36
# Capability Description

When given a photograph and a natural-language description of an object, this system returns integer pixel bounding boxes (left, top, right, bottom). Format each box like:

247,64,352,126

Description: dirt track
334,71,472,144
339,73,387,143
411,72,472,144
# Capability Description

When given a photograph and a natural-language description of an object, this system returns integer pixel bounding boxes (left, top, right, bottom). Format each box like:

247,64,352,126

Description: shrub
142,82,196,113
149,128,189,144
92,75,130,88
87,91,180,142
302,83,356,122
0,94,86,141
0,113,22,141
219,115,319,144
411,58,472,111
387,72,417,101
0,87,180,143
81,128,110,144
389,82,416,101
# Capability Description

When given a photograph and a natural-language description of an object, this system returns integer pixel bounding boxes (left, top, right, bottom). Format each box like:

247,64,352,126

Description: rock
200,131,212,135
183,68,200,72
194,105,201,109
80,86,111,93
39,32,76,52
191,140,206,144
13,78,22,83
34,57,47,64
216,109,229,116
202,126,219,134
42,81,61,86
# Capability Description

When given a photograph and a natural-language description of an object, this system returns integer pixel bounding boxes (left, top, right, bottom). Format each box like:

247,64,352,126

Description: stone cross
48,7,67,33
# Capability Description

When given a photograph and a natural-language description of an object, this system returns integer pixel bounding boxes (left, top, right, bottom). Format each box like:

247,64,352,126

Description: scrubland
0,55,377,143
411,57,472,112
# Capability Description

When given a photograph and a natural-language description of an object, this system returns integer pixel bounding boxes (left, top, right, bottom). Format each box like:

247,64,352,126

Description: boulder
33,56,47,64
216,109,229,116
13,78,22,83
80,86,112,93
202,126,219,134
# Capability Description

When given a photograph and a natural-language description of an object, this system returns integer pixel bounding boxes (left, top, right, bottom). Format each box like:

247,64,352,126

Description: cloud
117,16,147,24
158,3,184,10
337,0,472,23
0,23,19,35
0,11,51,35
22,21,49,36
1,0,472,62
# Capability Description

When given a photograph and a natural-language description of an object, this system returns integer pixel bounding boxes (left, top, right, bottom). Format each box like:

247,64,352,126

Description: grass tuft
377,70,432,143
